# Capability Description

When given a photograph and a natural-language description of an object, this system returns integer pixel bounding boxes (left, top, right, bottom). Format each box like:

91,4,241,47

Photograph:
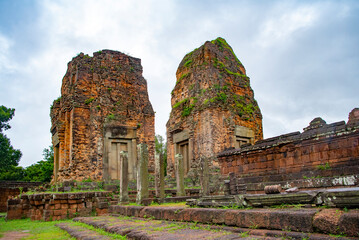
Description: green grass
122,201,187,208
72,222,126,239
24,189,105,195
149,201,187,208
0,218,75,240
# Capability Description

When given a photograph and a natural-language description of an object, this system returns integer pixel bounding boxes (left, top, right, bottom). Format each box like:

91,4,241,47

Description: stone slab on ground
195,195,237,207
56,222,112,240
73,216,257,239
244,191,317,207
320,187,359,208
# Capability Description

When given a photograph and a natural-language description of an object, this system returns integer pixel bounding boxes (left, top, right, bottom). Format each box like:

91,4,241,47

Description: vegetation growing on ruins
170,37,259,120
317,162,331,170
84,97,95,104
177,72,190,83
213,57,247,79
172,98,188,109
171,82,259,120
184,59,192,67
211,37,242,65
107,113,115,120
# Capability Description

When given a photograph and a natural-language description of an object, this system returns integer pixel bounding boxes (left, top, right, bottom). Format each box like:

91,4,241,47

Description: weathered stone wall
51,50,155,182
218,108,359,190
7,192,111,221
166,37,263,177
0,181,43,212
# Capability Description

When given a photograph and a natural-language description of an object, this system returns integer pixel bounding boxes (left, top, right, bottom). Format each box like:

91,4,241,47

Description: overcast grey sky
0,0,358,167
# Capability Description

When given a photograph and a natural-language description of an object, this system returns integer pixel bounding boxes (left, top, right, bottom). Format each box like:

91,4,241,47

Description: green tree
0,106,22,172
0,105,15,132
0,165,25,181
155,134,167,176
23,146,54,182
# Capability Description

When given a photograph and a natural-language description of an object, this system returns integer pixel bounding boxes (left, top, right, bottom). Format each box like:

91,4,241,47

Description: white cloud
0,34,17,72
0,0,358,167
256,6,318,48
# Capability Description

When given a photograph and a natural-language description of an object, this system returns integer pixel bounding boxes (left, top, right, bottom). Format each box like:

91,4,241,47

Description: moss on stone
172,98,188,109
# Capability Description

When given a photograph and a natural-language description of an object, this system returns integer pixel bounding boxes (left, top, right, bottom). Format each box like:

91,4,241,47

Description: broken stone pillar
155,152,165,199
175,154,185,196
224,180,230,195
229,172,237,195
119,151,129,202
136,143,149,204
200,156,210,196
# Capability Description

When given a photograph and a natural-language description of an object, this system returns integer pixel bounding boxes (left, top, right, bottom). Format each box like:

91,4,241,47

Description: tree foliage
22,146,54,182
155,134,167,176
0,105,15,132
0,146,54,182
0,105,22,172
0,105,54,182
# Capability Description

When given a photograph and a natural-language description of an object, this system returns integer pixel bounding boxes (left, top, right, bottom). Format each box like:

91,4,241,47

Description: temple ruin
166,37,263,176
218,108,359,193
50,50,155,183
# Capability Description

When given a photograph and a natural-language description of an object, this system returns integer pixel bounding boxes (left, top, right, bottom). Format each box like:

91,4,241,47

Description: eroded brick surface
166,37,263,176
50,50,155,182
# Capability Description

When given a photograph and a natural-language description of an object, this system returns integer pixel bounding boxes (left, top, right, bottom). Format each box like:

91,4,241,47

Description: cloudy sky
0,0,358,167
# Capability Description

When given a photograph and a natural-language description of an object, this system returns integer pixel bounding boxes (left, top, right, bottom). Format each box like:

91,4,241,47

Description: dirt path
0,231,30,240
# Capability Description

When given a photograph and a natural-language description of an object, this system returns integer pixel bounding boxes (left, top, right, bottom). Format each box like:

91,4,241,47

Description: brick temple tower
166,37,263,176
50,50,155,183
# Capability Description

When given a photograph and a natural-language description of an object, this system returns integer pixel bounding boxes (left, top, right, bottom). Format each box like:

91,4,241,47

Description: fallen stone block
313,209,343,235
320,187,359,208
338,209,359,237
245,191,317,207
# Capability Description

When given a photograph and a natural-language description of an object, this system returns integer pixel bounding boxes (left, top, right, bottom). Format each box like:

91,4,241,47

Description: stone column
136,143,149,204
175,153,185,196
200,156,210,196
119,151,129,202
229,172,237,195
155,152,165,199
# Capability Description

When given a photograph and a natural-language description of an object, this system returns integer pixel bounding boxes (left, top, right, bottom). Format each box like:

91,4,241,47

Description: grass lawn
148,202,188,208
0,217,75,240
125,201,188,208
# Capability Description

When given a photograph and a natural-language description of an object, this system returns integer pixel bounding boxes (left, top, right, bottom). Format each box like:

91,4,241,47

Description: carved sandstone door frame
103,126,137,181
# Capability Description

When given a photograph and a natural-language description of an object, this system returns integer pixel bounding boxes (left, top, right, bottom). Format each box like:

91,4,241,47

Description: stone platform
57,215,357,239
108,205,359,237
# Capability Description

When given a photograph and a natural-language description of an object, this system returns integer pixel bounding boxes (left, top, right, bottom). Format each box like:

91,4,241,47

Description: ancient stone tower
50,50,155,183
166,37,263,176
